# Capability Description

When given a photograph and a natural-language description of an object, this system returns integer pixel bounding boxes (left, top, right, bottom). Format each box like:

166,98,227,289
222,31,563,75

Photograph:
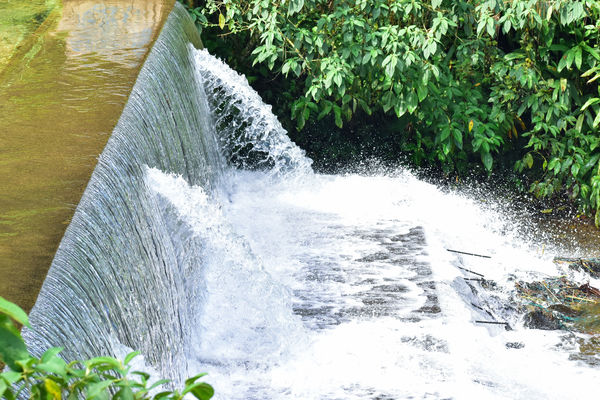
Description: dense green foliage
0,296,213,400
184,0,600,223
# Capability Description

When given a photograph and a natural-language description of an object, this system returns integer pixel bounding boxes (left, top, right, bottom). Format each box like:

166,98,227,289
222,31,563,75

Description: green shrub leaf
124,351,141,366
37,356,68,376
183,382,214,400
86,380,113,400
0,316,30,370
0,296,29,327
482,151,493,171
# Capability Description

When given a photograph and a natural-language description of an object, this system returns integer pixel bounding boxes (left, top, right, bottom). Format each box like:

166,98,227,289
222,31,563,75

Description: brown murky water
0,0,174,311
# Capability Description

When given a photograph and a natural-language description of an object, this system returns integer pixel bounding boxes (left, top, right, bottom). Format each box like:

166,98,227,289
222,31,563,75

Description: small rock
523,310,562,330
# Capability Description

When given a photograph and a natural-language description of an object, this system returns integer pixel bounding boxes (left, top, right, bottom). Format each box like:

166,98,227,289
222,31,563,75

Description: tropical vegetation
180,0,600,223
0,296,213,400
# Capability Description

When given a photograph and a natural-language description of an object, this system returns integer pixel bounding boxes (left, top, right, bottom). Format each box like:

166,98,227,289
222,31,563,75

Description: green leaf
288,0,304,15
443,142,451,156
333,105,343,128
453,129,463,150
524,153,534,169
440,127,451,142
296,113,306,130
566,49,576,69
572,163,580,177
148,379,170,391
476,18,486,36
486,17,495,38
482,151,493,171
432,0,442,9
86,356,122,370
575,113,584,132
86,380,113,400
153,391,176,400
574,47,582,70
581,97,600,111
1,371,21,384
218,13,225,30
582,153,600,175
504,52,526,61
114,386,134,400
406,91,418,114
0,296,29,327
546,5,553,20
0,380,7,398
317,102,333,120
384,55,397,78
417,84,428,102
503,18,512,34
557,55,567,72
0,315,30,371
595,111,600,128
183,382,214,400
45,378,62,400
124,351,140,366
333,73,342,87
41,347,63,363
583,43,600,61
361,52,370,65
37,356,68,376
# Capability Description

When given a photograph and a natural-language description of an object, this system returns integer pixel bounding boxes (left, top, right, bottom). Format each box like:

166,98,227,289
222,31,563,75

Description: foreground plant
0,296,213,400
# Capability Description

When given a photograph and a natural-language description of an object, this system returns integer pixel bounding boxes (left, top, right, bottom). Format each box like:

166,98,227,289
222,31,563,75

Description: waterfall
194,49,312,176
25,2,600,399
24,3,309,384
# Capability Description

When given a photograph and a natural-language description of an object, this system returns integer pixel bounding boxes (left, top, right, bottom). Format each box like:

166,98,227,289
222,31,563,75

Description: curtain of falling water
24,4,226,383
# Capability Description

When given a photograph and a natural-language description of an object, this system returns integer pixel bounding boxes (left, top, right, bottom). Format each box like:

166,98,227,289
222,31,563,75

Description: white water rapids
147,166,600,399
145,45,600,399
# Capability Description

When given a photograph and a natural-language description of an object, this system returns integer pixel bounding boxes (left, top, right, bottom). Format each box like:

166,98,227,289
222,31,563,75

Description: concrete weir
0,0,175,311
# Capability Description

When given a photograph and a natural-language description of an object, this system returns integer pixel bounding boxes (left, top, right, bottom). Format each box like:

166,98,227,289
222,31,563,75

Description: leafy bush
184,0,600,222
0,296,213,400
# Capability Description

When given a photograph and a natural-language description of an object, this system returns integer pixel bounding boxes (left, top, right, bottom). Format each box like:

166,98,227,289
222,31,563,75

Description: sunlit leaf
124,351,140,366
524,153,533,169
86,381,113,400
0,296,29,327
45,378,62,400
183,382,214,400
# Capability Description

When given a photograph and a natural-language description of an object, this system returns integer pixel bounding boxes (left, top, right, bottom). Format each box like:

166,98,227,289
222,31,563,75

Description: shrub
184,0,600,222
0,296,214,400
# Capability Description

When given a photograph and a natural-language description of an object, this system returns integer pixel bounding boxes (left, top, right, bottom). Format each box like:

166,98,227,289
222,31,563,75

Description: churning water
147,167,600,399
25,4,600,399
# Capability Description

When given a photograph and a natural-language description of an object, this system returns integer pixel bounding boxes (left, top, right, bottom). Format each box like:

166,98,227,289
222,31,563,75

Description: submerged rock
523,310,563,330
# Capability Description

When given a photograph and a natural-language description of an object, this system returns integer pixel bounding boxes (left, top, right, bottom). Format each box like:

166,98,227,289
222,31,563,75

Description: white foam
146,167,600,399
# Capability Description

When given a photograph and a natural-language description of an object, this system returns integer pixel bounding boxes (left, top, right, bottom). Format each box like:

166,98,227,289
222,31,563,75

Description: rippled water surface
0,0,172,310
